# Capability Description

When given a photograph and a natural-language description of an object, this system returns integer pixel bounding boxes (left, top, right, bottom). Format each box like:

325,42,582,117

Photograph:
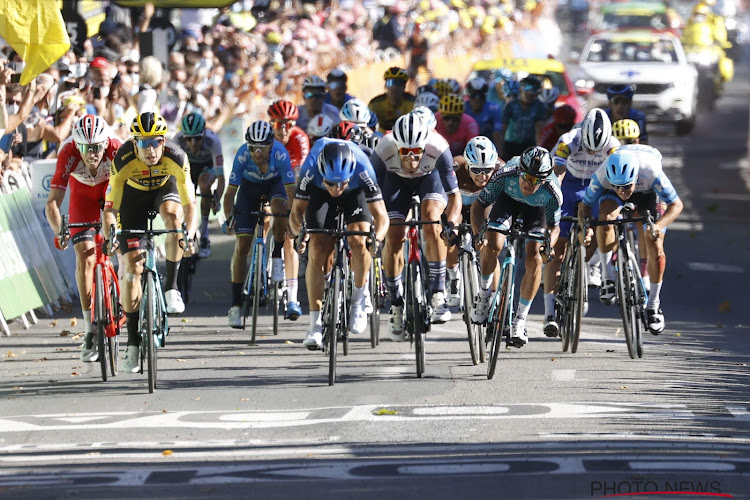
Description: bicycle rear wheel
570,244,586,354
616,246,637,359
488,267,512,380
146,277,157,393
251,248,263,344
410,261,426,378
94,267,107,382
328,268,341,386
461,252,480,365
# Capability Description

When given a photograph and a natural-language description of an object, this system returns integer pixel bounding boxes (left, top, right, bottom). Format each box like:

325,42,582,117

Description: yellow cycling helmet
693,3,710,16
438,94,464,115
612,119,640,141
131,112,168,137
383,66,408,82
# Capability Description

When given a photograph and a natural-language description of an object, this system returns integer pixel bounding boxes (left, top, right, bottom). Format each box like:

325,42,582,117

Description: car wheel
675,118,695,136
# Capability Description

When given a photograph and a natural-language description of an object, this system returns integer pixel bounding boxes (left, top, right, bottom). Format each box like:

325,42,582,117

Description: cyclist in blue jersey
470,146,562,347
604,84,649,144
499,76,547,161
223,121,296,328
174,112,224,258
290,139,389,349
464,77,504,149
579,146,683,335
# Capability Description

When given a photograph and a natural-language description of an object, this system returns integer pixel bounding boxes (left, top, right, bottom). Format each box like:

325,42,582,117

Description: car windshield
584,38,677,63
602,13,668,31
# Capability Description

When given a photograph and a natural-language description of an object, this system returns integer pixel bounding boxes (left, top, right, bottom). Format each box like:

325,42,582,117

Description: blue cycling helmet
606,150,640,186
367,110,378,130
502,80,520,98
606,84,635,101
317,141,357,183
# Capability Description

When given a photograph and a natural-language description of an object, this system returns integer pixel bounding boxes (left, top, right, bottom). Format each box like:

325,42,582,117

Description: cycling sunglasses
248,143,271,151
272,120,295,130
304,91,326,99
610,96,631,105
184,134,204,142
76,142,105,154
323,179,348,188
520,172,543,185
469,166,494,175
398,146,424,156
136,137,165,149
612,182,634,191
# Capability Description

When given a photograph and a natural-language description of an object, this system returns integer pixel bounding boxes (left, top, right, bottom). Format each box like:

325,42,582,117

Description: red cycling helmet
268,100,299,120
553,104,577,125
329,121,364,144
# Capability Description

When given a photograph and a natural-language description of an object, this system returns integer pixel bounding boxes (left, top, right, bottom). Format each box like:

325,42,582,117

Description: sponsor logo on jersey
299,170,314,191
556,142,571,158
359,171,377,192
142,170,149,177
127,238,140,249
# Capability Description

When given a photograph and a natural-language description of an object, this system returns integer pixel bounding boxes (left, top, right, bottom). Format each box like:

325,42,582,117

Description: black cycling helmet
519,146,553,178
606,83,635,101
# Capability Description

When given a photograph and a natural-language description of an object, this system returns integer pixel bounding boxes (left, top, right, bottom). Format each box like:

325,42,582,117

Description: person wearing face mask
46,115,122,362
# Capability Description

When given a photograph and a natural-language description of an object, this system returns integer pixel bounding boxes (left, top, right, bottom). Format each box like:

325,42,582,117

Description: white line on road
551,370,576,381
687,262,744,273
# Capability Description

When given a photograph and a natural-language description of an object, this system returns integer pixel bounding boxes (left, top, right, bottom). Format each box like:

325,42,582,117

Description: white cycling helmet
245,120,274,145
464,136,498,168
414,91,440,113
538,87,560,105
302,75,326,91
307,113,334,138
411,106,437,129
392,113,429,150
72,114,109,145
580,108,612,152
339,98,371,125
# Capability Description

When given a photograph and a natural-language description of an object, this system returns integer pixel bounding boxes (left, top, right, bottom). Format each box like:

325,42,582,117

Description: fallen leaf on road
584,353,592,356
50,320,58,327
373,408,398,415
241,398,250,401
162,409,168,413
268,351,276,354
194,397,201,401
237,351,245,355
181,319,192,323
55,348,70,351
606,349,615,353
162,450,173,456
70,318,78,326
718,301,731,313
6,351,17,358
620,386,629,390
71,372,80,376
284,340,294,344
11,386,22,390
550,358,557,362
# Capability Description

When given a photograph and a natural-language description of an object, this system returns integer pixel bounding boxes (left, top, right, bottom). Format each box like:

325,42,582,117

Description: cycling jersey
283,126,311,173
105,139,195,211
52,135,121,190
173,129,224,177
477,157,562,227
501,100,547,144
324,92,354,107
297,103,341,134
296,138,382,204
435,113,480,157
605,107,649,144
553,129,620,180
464,100,503,139
584,144,679,207
228,140,295,187
367,93,416,132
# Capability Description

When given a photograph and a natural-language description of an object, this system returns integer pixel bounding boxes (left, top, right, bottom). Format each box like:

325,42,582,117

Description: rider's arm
552,135,571,182
368,199,389,242
223,145,247,218
210,133,225,200
470,198,489,237
651,172,683,234
45,188,66,237
290,198,307,236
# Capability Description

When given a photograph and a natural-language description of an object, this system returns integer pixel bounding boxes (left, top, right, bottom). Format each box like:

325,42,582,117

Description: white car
578,30,698,135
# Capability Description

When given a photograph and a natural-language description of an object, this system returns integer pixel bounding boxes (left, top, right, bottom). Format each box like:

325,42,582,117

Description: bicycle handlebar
483,223,553,262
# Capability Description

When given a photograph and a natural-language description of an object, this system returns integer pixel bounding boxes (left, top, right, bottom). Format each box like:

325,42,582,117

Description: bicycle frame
555,216,586,354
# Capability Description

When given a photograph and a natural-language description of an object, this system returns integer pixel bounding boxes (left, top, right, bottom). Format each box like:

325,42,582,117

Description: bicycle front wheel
488,267,512,380
616,246,637,359
328,267,341,386
108,271,121,377
146,277,157,393
557,245,573,352
94,266,107,382
570,244,586,354
251,248,264,344
461,252,479,365
410,261,426,378
369,261,380,348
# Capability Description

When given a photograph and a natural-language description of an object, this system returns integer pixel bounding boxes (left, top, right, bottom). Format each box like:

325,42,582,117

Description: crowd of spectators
0,0,545,175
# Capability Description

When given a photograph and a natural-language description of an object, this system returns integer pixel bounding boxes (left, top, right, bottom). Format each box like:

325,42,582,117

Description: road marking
718,158,749,169
551,369,576,381
702,192,750,201
687,262,744,273
629,461,735,471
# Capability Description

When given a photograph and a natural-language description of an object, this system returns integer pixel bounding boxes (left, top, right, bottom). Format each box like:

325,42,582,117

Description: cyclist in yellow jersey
103,112,197,373
368,67,415,133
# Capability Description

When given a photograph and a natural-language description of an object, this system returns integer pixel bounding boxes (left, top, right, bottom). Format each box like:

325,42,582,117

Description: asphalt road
2,47,750,500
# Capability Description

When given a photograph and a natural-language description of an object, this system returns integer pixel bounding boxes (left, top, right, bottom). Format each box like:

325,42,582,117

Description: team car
578,30,698,135
590,1,683,37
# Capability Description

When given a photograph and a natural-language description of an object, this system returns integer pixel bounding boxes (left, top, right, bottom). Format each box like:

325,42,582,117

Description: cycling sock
232,282,243,307
200,216,209,239
310,310,322,328
428,261,446,293
480,273,494,291
352,283,366,304
126,312,140,346
83,314,92,334
272,240,284,258
165,259,180,291
588,252,600,267
543,293,555,317
516,297,532,321
385,274,402,304
598,250,614,281
447,265,459,281
647,281,662,310
287,278,298,303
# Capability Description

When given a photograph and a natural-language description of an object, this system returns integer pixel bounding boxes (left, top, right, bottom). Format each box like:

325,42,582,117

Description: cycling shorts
117,176,181,254
487,191,546,234
234,177,287,236
190,162,216,187
68,176,107,245
305,186,372,229
382,169,447,220
560,175,599,239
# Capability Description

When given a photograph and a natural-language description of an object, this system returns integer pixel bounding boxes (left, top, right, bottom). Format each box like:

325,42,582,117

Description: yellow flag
0,0,71,85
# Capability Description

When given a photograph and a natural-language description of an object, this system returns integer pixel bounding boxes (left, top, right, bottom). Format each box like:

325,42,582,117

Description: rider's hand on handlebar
222,216,235,235
294,232,309,254
473,232,486,251
53,234,68,250
580,227,594,246
647,222,661,241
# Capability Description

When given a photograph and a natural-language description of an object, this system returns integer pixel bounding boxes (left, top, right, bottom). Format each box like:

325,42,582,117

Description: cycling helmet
181,112,206,136
580,108,612,152
693,2,710,16
268,100,299,120
367,110,378,130
438,94,465,115
72,114,109,145
519,146,553,178
383,66,408,83
493,68,513,84
605,150,639,186
434,79,454,98
302,75,326,90
553,104,577,125
307,114,334,138
466,77,489,96
414,91,440,112
502,79,520,98
317,141,357,183
245,120,274,145
519,75,541,93
411,105,437,129
130,112,168,137
392,113,429,149
330,121,365,144
612,119,641,142
464,136,498,169
339,98,371,125
538,87,560,105
416,84,436,96
606,83,635,101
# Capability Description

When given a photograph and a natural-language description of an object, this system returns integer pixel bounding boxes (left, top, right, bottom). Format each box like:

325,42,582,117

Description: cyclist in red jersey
435,94,479,159
45,114,122,362
268,100,310,320
538,104,576,151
